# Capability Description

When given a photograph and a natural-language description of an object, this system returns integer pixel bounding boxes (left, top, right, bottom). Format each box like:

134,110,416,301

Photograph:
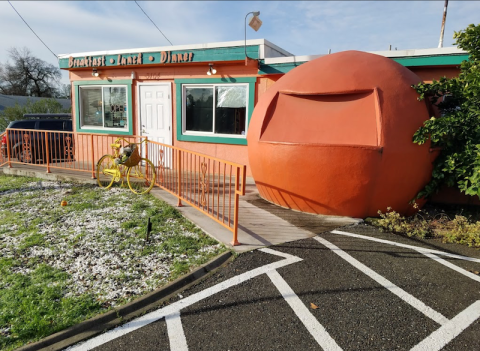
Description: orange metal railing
147,140,246,246
1,129,246,245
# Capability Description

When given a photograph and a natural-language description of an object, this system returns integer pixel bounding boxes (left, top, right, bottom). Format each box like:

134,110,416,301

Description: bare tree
0,47,61,97
57,83,72,99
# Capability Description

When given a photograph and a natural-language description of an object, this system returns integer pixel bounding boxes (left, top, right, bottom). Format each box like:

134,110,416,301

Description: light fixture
245,11,262,65
131,71,136,79
207,63,217,75
92,68,99,77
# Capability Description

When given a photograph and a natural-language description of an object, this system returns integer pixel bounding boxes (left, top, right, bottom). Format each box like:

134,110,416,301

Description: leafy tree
413,23,480,198
0,47,61,97
0,98,71,131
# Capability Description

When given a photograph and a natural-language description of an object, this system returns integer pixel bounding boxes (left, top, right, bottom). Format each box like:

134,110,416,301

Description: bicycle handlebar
111,137,148,149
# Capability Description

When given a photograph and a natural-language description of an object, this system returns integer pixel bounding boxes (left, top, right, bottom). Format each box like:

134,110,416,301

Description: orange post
177,149,183,207
145,137,149,177
145,137,148,159
90,134,95,178
44,132,50,173
230,166,243,246
6,129,12,168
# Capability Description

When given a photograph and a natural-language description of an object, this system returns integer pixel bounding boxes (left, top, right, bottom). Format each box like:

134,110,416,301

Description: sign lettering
68,51,194,68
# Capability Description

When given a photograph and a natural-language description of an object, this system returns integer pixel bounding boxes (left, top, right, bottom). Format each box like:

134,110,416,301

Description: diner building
58,39,467,176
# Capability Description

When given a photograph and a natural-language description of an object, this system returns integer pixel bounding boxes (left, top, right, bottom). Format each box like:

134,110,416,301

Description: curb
0,167,97,185
16,251,234,351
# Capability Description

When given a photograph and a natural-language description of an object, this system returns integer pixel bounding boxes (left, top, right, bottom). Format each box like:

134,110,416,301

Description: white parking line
331,230,480,263
325,230,480,349
267,270,343,351
416,251,480,283
314,236,449,325
165,311,188,351
410,300,480,351
67,248,303,351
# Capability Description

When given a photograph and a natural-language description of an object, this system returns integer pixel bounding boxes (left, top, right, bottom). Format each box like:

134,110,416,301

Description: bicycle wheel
127,158,156,194
96,155,117,189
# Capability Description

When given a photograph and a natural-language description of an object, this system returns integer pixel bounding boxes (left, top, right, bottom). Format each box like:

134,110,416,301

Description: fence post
6,129,12,168
144,136,149,178
230,166,242,246
44,131,50,173
177,149,183,207
145,136,148,160
90,134,95,178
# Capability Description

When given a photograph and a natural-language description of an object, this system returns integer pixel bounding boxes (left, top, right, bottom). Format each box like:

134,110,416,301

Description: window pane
185,87,213,132
80,88,102,127
216,86,246,108
103,87,127,129
215,86,246,135
38,121,64,131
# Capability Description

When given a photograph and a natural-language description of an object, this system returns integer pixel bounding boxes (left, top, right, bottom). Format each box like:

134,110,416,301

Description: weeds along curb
16,251,234,351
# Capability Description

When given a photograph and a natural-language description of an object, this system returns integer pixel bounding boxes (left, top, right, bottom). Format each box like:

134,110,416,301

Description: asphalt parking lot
67,225,480,351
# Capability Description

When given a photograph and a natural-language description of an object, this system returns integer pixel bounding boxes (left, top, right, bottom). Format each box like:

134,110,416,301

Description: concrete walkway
1,165,360,252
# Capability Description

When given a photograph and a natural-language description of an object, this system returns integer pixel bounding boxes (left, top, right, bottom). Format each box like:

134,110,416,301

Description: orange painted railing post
145,137,149,177
44,132,51,173
230,165,244,246
6,129,12,168
177,149,183,207
90,134,95,178
145,136,148,160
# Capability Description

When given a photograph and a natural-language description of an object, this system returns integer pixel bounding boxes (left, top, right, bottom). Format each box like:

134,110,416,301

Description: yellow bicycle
96,138,156,194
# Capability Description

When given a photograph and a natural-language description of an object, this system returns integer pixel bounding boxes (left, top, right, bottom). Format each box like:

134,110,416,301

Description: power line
8,1,58,59
135,1,173,46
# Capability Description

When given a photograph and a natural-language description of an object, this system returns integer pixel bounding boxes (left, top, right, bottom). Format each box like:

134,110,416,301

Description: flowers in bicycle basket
115,144,136,165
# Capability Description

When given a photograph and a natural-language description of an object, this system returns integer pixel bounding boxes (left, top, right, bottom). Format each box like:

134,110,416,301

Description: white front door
139,84,172,146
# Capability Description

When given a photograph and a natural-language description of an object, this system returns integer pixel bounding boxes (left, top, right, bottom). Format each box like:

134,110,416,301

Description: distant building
0,94,71,112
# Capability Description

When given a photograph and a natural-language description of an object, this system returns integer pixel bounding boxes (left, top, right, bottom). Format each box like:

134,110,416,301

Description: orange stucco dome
247,50,436,218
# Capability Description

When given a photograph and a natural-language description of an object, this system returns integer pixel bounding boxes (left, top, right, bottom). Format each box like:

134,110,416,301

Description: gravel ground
0,180,225,307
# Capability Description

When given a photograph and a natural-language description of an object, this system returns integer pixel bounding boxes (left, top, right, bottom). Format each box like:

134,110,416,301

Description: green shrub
443,215,480,248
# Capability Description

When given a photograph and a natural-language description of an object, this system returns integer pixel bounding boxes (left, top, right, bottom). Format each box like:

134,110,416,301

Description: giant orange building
59,41,467,216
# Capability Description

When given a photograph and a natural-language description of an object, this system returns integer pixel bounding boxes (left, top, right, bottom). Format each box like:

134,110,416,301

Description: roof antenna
438,0,448,48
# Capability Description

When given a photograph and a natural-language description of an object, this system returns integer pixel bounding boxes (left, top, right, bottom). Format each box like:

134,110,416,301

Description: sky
0,1,479,85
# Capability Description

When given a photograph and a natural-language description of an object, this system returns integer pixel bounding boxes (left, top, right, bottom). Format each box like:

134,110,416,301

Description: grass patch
0,264,102,351
0,174,228,349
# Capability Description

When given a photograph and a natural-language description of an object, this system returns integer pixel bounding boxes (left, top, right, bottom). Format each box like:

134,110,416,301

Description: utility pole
438,0,448,48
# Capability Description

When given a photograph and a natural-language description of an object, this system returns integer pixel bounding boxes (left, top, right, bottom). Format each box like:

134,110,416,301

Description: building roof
58,39,293,70
0,94,71,112
57,38,468,74
259,46,468,75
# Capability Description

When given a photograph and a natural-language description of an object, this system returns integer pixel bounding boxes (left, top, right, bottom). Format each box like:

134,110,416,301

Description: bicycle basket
121,144,141,167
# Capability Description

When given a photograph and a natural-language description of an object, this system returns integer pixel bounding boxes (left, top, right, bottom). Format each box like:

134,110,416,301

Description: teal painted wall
60,46,260,69
258,54,469,75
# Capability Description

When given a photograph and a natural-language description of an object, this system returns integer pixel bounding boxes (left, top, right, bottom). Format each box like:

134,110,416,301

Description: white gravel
0,180,223,307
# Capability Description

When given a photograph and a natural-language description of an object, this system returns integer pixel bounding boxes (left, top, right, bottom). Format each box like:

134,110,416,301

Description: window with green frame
184,84,248,136
175,77,256,145
74,80,133,135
